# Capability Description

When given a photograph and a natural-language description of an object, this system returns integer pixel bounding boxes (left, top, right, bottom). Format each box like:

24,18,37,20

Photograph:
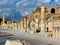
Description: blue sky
0,0,60,21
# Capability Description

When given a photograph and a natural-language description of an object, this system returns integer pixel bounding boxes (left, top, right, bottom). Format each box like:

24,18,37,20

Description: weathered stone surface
5,39,30,45
5,40,23,45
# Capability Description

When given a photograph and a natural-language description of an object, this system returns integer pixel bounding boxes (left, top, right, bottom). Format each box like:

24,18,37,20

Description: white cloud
20,8,34,16
2,12,10,17
55,0,59,2
36,0,51,6
0,0,8,5
54,0,60,5
25,11,28,15
16,1,28,7
16,0,36,9
0,10,2,12
37,0,51,3
43,0,51,3
0,8,14,17
16,0,28,7
2,8,11,11
36,3,42,6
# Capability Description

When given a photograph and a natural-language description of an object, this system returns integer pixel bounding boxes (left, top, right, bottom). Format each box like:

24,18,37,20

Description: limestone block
5,40,30,45
5,40,23,45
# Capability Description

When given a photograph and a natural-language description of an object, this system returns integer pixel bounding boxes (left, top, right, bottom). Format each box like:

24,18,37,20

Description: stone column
48,21,53,32
53,20,58,38
17,22,20,29
20,21,24,32
35,19,38,30
40,6,45,36
58,26,60,39
23,17,27,30
27,18,30,31
2,16,5,27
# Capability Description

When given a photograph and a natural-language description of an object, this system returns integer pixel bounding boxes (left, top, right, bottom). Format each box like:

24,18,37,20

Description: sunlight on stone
5,40,23,45
5,39,30,45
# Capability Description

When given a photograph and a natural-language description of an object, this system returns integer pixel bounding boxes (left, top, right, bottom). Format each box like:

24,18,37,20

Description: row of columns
1,6,60,39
